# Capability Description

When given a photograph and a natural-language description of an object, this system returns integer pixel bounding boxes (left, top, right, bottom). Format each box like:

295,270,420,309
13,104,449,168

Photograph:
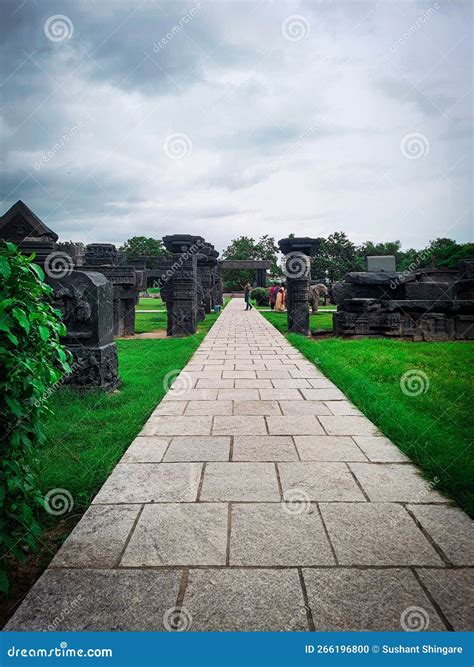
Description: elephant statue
308,283,328,314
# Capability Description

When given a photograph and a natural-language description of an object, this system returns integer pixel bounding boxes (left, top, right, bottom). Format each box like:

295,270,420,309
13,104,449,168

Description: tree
221,235,282,290
310,232,357,282
121,236,168,269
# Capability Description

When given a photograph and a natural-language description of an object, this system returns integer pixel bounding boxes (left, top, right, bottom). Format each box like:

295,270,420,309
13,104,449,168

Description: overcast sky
1,0,472,252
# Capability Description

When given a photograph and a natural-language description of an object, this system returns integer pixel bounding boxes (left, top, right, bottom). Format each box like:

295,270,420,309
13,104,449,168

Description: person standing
244,283,253,310
269,283,278,310
275,285,285,311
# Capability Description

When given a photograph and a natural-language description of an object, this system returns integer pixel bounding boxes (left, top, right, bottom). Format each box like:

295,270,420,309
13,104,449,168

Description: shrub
0,242,70,592
251,287,270,306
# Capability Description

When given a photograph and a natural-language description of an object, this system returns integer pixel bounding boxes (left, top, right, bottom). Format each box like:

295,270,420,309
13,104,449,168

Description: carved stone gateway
161,234,205,336
0,201,120,390
331,256,474,341
83,243,140,337
278,237,320,335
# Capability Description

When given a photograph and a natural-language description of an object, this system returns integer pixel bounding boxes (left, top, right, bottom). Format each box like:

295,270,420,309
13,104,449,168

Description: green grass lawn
287,334,474,516
134,309,222,334
261,310,333,334
136,296,164,310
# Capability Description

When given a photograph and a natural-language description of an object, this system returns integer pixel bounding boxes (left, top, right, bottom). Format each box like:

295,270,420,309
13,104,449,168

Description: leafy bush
0,242,70,592
250,287,270,306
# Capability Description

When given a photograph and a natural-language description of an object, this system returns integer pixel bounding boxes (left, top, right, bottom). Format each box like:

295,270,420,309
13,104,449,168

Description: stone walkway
7,299,472,631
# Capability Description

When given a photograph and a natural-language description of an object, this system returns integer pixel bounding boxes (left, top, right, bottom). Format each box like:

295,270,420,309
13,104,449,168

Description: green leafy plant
0,242,71,592
250,287,270,306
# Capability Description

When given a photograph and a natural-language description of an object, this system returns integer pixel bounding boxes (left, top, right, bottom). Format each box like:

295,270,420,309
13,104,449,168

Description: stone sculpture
278,237,321,335
309,283,328,314
331,256,474,341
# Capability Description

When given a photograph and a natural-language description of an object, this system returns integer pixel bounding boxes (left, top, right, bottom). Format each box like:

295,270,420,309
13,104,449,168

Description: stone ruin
331,255,474,341
0,200,120,390
82,243,146,337
278,236,321,335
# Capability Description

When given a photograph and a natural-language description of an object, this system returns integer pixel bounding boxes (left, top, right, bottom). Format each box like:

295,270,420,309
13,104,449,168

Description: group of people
269,283,286,311
243,282,286,311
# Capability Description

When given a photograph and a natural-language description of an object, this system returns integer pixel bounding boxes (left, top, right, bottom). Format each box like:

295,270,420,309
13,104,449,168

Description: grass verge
286,332,474,516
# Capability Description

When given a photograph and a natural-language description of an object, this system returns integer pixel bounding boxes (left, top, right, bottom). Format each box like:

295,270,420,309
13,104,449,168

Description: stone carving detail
160,234,205,336
83,243,142,337
278,237,321,335
331,256,474,341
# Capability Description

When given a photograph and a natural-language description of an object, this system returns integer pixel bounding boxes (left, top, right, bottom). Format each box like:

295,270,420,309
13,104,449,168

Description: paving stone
259,388,303,400
233,400,281,416
279,401,331,416
120,436,169,463
212,416,267,435
218,388,259,400
195,378,235,388
352,436,409,462
303,568,446,631
324,400,361,416
294,436,368,461
151,402,187,416
350,463,447,503
121,504,228,566
222,370,257,379
415,568,473,631
142,416,212,436
308,378,336,388
200,463,280,501
290,369,323,379
4,569,181,631
267,415,325,435
235,379,272,388
164,436,230,462
301,388,346,401
256,370,291,379
407,505,474,565
165,389,218,401
184,401,232,416
51,505,140,567
93,463,202,503
320,503,443,565
182,569,308,631
319,415,379,435
279,462,365,501
230,503,335,566
271,378,312,388
233,435,298,461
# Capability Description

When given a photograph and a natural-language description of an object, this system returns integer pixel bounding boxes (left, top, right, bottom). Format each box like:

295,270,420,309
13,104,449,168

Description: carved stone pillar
278,237,320,335
162,234,205,336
